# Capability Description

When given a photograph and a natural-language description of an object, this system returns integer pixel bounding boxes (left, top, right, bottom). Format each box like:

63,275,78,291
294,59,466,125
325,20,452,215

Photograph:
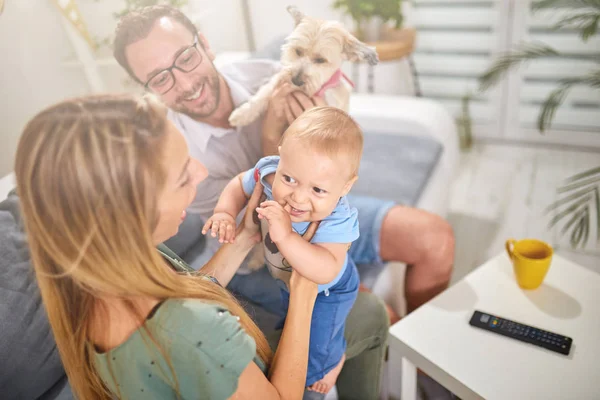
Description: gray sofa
0,190,73,399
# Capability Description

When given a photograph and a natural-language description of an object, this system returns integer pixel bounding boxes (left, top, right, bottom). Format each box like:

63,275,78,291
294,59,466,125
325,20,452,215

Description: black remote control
469,310,573,355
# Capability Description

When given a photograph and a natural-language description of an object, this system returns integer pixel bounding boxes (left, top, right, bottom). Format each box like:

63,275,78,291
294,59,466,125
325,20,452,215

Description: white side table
389,253,600,400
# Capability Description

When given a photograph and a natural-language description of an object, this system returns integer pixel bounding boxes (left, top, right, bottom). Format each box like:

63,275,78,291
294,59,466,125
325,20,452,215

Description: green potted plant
478,0,600,249
332,0,403,41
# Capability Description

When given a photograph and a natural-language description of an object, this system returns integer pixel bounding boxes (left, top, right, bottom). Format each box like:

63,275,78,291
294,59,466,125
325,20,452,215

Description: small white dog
228,5,379,127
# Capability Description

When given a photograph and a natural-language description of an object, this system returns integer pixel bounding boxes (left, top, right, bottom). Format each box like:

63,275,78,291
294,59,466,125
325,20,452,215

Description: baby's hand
256,200,292,243
202,212,236,243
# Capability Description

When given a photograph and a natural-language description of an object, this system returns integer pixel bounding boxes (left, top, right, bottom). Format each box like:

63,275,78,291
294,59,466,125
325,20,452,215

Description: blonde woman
14,94,319,400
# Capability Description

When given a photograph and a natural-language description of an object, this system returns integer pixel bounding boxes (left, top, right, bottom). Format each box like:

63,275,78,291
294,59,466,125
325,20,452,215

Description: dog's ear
343,33,379,66
287,5,305,26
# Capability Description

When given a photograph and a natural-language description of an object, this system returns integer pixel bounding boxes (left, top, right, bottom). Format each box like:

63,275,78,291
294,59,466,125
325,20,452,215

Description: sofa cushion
0,191,73,400
353,132,443,206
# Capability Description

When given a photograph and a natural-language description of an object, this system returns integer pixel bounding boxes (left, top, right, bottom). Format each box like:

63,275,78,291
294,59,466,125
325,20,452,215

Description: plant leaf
538,84,571,132
546,186,596,212
555,12,600,41
571,217,584,248
557,175,600,193
479,43,559,92
538,69,600,132
594,187,600,243
582,206,590,246
560,204,587,234
533,0,600,11
548,195,592,228
564,166,600,183
532,0,564,10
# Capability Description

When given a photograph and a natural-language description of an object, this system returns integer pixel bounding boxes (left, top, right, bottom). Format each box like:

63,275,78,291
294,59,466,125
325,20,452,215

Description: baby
203,106,363,393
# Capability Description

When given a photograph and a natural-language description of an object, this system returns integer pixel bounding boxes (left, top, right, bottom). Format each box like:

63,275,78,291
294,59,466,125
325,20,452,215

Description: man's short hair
113,5,198,83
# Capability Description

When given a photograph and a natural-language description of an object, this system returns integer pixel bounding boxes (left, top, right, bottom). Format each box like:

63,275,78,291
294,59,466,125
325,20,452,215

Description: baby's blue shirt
241,156,360,292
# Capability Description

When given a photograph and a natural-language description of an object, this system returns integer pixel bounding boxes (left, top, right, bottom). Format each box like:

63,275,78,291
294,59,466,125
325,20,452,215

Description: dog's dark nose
292,73,304,87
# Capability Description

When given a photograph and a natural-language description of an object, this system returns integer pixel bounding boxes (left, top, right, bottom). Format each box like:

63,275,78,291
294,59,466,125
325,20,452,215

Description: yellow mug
505,239,553,290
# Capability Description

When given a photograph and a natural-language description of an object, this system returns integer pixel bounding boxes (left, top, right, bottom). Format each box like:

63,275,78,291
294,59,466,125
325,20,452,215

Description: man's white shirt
168,59,280,270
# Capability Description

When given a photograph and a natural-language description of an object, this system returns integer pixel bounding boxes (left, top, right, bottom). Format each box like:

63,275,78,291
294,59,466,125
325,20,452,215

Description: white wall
0,0,254,177
0,1,90,176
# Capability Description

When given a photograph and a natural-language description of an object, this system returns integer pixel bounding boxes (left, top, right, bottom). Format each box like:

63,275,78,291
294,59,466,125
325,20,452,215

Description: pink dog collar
314,69,355,98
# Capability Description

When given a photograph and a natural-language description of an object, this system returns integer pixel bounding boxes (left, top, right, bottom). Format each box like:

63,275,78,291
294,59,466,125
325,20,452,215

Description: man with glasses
113,2,454,348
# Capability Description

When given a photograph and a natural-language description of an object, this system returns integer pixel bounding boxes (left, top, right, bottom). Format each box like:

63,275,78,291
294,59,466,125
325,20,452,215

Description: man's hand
202,212,236,243
282,91,327,125
262,83,327,156
264,82,294,127
256,200,293,243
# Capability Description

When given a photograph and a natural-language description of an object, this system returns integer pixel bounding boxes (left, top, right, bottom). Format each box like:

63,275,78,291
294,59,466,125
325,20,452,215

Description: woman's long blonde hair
15,94,272,399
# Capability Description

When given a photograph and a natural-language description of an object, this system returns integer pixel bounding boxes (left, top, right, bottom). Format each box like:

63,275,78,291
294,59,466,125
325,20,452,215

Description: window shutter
503,1,600,146
411,0,506,136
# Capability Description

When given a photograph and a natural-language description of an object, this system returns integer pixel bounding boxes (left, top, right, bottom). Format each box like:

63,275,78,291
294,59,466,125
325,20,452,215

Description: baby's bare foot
308,354,346,394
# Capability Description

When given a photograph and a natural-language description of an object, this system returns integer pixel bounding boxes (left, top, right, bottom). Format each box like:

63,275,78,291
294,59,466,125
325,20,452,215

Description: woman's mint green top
93,245,266,399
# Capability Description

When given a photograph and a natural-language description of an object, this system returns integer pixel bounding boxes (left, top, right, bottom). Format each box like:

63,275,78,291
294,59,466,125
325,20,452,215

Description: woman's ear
341,175,358,197
278,145,282,155
198,32,215,61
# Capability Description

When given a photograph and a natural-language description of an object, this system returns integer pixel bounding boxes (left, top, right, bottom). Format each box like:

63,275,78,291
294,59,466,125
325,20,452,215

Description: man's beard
173,70,221,120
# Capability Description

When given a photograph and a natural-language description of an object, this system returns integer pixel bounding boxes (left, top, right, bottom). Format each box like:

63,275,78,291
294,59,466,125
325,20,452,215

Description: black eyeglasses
144,36,203,95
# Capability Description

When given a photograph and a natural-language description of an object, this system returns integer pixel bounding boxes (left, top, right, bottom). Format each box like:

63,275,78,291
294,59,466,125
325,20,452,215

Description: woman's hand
236,181,266,245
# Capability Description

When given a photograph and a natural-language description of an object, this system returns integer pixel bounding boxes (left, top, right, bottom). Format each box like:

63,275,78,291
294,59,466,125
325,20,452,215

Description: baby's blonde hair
280,106,363,178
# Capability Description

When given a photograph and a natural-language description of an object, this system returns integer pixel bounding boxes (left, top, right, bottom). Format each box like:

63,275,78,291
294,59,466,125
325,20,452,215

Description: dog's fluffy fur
228,5,379,127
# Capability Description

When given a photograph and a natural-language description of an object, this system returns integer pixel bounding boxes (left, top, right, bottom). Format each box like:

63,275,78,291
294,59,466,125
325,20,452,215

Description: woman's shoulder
152,299,251,345
94,299,260,399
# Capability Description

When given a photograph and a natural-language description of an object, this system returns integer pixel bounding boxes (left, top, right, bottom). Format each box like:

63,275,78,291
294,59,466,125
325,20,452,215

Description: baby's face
272,140,356,223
